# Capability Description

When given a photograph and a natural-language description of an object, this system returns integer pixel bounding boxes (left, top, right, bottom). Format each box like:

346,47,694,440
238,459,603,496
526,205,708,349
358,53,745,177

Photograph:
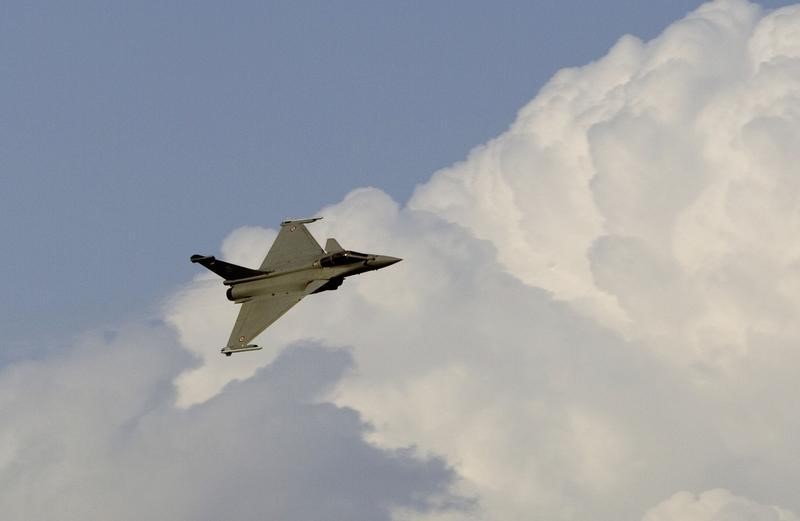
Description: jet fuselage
225,252,400,303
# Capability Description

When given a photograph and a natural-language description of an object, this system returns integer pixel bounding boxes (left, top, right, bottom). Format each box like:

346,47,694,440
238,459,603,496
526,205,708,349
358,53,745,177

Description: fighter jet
191,217,401,356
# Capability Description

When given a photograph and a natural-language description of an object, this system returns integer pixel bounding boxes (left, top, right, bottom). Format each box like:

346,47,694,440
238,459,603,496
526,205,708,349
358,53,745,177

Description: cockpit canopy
319,250,371,268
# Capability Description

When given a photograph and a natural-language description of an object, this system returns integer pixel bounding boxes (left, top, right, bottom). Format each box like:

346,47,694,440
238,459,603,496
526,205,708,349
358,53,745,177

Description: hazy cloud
642,489,799,521
0,326,458,520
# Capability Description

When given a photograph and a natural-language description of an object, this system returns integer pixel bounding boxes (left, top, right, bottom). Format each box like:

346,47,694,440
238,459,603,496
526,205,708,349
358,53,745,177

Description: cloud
642,489,798,521
0,325,459,520
168,1,800,519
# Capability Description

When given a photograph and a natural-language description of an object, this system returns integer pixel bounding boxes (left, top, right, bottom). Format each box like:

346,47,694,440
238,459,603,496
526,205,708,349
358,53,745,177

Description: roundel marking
239,335,246,343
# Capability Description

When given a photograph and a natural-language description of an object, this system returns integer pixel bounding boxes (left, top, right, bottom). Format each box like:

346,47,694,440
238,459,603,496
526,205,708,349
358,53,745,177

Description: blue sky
6,0,792,349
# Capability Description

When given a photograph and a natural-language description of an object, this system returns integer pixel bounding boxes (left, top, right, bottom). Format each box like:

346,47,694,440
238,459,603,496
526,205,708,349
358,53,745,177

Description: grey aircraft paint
192,218,401,356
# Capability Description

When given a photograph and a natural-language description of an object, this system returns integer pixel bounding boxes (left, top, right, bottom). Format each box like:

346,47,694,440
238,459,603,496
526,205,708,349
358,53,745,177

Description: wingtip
220,344,262,356
280,217,323,226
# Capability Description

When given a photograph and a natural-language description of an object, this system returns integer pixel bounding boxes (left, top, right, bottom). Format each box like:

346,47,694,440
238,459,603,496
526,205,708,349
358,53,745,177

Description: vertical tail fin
325,238,344,253
190,255,265,281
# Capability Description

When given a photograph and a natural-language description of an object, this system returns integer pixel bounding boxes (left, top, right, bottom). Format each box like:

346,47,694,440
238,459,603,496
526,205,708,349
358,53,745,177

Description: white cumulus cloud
169,1,800,518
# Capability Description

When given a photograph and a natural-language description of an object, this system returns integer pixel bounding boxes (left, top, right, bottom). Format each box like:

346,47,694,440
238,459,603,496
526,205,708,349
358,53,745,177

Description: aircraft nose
371,255,402,268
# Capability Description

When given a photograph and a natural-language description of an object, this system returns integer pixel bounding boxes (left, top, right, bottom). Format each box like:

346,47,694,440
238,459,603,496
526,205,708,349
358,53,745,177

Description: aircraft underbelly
228,277,304,301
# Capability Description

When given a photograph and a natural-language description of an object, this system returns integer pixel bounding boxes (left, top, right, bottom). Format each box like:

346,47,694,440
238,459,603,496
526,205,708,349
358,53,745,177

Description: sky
3,1,800,520
5,0,788,349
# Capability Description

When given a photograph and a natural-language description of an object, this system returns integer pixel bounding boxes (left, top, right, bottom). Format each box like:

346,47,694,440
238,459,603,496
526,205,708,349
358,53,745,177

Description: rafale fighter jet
191,217,401,356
